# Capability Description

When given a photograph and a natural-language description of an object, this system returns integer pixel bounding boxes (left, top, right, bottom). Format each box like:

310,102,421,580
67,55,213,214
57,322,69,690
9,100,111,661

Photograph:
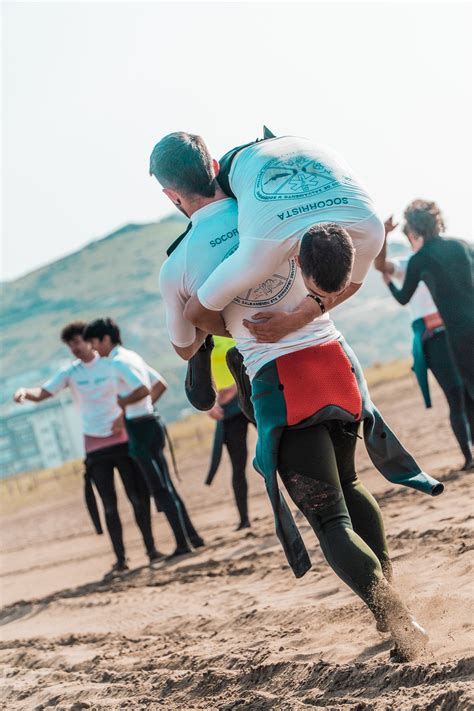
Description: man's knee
103,502,119,518
281,470,343,516
340,471,359,489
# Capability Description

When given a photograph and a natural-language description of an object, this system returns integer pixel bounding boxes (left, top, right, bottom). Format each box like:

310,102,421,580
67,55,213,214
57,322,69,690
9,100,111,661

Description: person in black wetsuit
205,336,252,531
376,215,472,470
383,200,474,456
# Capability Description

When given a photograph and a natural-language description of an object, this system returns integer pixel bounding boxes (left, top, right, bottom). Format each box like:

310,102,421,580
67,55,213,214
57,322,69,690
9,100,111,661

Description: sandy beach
1,373,473,710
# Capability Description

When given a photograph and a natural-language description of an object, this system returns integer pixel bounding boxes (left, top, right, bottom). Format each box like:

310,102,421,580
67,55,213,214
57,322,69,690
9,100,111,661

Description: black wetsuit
279,420,393,601
125,415,202,551
388,237,474,432
222,402,251,526
85,442,156,564
424,330,472,462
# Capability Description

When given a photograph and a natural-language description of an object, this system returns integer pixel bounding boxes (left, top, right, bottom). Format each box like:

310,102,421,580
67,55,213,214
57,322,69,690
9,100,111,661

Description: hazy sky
2,1,472,281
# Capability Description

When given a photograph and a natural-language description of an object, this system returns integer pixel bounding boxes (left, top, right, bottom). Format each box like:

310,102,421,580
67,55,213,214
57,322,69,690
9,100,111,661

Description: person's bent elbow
184,294,208,328
173,343,196,361
373,256,385,272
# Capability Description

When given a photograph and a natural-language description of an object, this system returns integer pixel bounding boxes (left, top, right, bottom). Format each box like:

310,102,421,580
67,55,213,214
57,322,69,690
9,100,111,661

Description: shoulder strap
217,125,278,198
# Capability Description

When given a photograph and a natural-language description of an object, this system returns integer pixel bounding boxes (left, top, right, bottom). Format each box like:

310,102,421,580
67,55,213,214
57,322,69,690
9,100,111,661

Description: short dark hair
83,317,122,345
299,223,355,293
149,132,217,197
60,321,87,343
404,199,445,240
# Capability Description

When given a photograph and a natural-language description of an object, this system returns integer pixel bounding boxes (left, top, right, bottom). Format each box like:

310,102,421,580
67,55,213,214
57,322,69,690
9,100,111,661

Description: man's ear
213,158,220,177
163,187,181,205
295,254,301,268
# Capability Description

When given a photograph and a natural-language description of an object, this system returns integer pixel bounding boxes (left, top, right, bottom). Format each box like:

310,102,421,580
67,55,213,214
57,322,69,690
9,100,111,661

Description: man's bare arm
13,387,52,403
151,379,167,404
243,282,362,343
117,385,150,410
182,298,231,339
172,329,208,362
374,215,398,274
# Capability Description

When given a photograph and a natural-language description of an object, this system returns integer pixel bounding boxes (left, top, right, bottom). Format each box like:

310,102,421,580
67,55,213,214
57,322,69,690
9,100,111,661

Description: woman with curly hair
383,200,474,460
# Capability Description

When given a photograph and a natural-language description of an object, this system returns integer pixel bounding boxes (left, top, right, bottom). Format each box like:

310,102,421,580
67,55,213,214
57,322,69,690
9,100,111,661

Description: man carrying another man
153,131,444,661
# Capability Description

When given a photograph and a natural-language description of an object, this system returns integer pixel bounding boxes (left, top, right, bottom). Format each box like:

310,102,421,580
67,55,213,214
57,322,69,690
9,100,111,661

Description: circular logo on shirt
254,155,340,202
223,244,297,307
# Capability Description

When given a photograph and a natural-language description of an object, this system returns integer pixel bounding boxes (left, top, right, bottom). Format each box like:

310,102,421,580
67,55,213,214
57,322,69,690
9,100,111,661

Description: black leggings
223,413,250,524
86,443,155,564
424,332,473,462
126,416,201,549
278,421,395,615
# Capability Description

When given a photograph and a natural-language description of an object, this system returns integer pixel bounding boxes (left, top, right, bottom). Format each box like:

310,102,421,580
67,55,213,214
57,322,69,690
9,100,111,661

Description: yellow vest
211,336,237,391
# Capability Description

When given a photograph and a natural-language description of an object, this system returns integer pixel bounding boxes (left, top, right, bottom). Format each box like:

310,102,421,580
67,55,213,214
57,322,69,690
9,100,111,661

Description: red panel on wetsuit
275,341,362,426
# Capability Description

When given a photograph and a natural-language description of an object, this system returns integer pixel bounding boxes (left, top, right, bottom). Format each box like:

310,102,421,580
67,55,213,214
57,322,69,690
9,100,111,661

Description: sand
1,374,473,710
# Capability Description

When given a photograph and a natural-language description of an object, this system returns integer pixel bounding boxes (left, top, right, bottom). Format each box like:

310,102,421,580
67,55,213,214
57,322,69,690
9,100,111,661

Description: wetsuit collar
166,222,192,256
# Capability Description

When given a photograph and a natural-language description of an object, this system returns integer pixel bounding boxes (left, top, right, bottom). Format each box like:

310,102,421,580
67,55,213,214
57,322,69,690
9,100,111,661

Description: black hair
149,132,217,197
60,321,87,343
299,223,354,293
83,317,122,345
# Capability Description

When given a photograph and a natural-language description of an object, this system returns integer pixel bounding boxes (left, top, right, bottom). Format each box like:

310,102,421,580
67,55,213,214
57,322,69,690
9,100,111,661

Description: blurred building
0,368,83,477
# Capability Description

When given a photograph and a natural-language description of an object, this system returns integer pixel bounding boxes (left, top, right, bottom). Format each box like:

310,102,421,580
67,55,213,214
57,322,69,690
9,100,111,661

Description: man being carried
83,318,204,559
13,321,161,577
156,158,443,661
150,130,385,343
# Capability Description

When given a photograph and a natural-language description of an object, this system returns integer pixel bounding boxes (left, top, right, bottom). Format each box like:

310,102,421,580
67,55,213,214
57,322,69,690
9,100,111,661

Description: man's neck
80,353,96,364
187,186,229,218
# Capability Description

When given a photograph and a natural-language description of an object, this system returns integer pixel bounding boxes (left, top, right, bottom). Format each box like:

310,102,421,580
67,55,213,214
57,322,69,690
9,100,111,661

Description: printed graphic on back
254,155,340,201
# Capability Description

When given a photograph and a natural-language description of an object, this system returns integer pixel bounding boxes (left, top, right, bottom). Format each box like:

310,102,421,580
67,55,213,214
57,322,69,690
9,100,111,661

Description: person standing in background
83,317,205,559
375,216,472,470
13,321,161,577
381,201,474,467
205,336,252,531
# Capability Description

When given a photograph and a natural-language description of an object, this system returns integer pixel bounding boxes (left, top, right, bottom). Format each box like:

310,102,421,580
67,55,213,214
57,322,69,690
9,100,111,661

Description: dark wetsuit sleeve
388,253,423,305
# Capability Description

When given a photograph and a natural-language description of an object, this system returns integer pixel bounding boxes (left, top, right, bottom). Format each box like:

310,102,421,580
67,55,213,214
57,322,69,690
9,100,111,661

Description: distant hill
0,215,414,423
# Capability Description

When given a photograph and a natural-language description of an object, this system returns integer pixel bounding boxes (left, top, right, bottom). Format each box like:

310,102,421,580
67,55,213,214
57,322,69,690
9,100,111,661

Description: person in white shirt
83,317,204,558
150,130,385,342
375,217,472,470
13,321,161,577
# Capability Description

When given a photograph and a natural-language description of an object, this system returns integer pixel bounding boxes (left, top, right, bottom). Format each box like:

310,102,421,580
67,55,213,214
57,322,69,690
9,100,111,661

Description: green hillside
0,216,414,423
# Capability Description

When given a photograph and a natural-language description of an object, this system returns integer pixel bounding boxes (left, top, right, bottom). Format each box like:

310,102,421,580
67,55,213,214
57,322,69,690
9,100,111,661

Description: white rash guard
197,136,384,311
159,198,339,380
43,354,122,437
109,345,164,420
